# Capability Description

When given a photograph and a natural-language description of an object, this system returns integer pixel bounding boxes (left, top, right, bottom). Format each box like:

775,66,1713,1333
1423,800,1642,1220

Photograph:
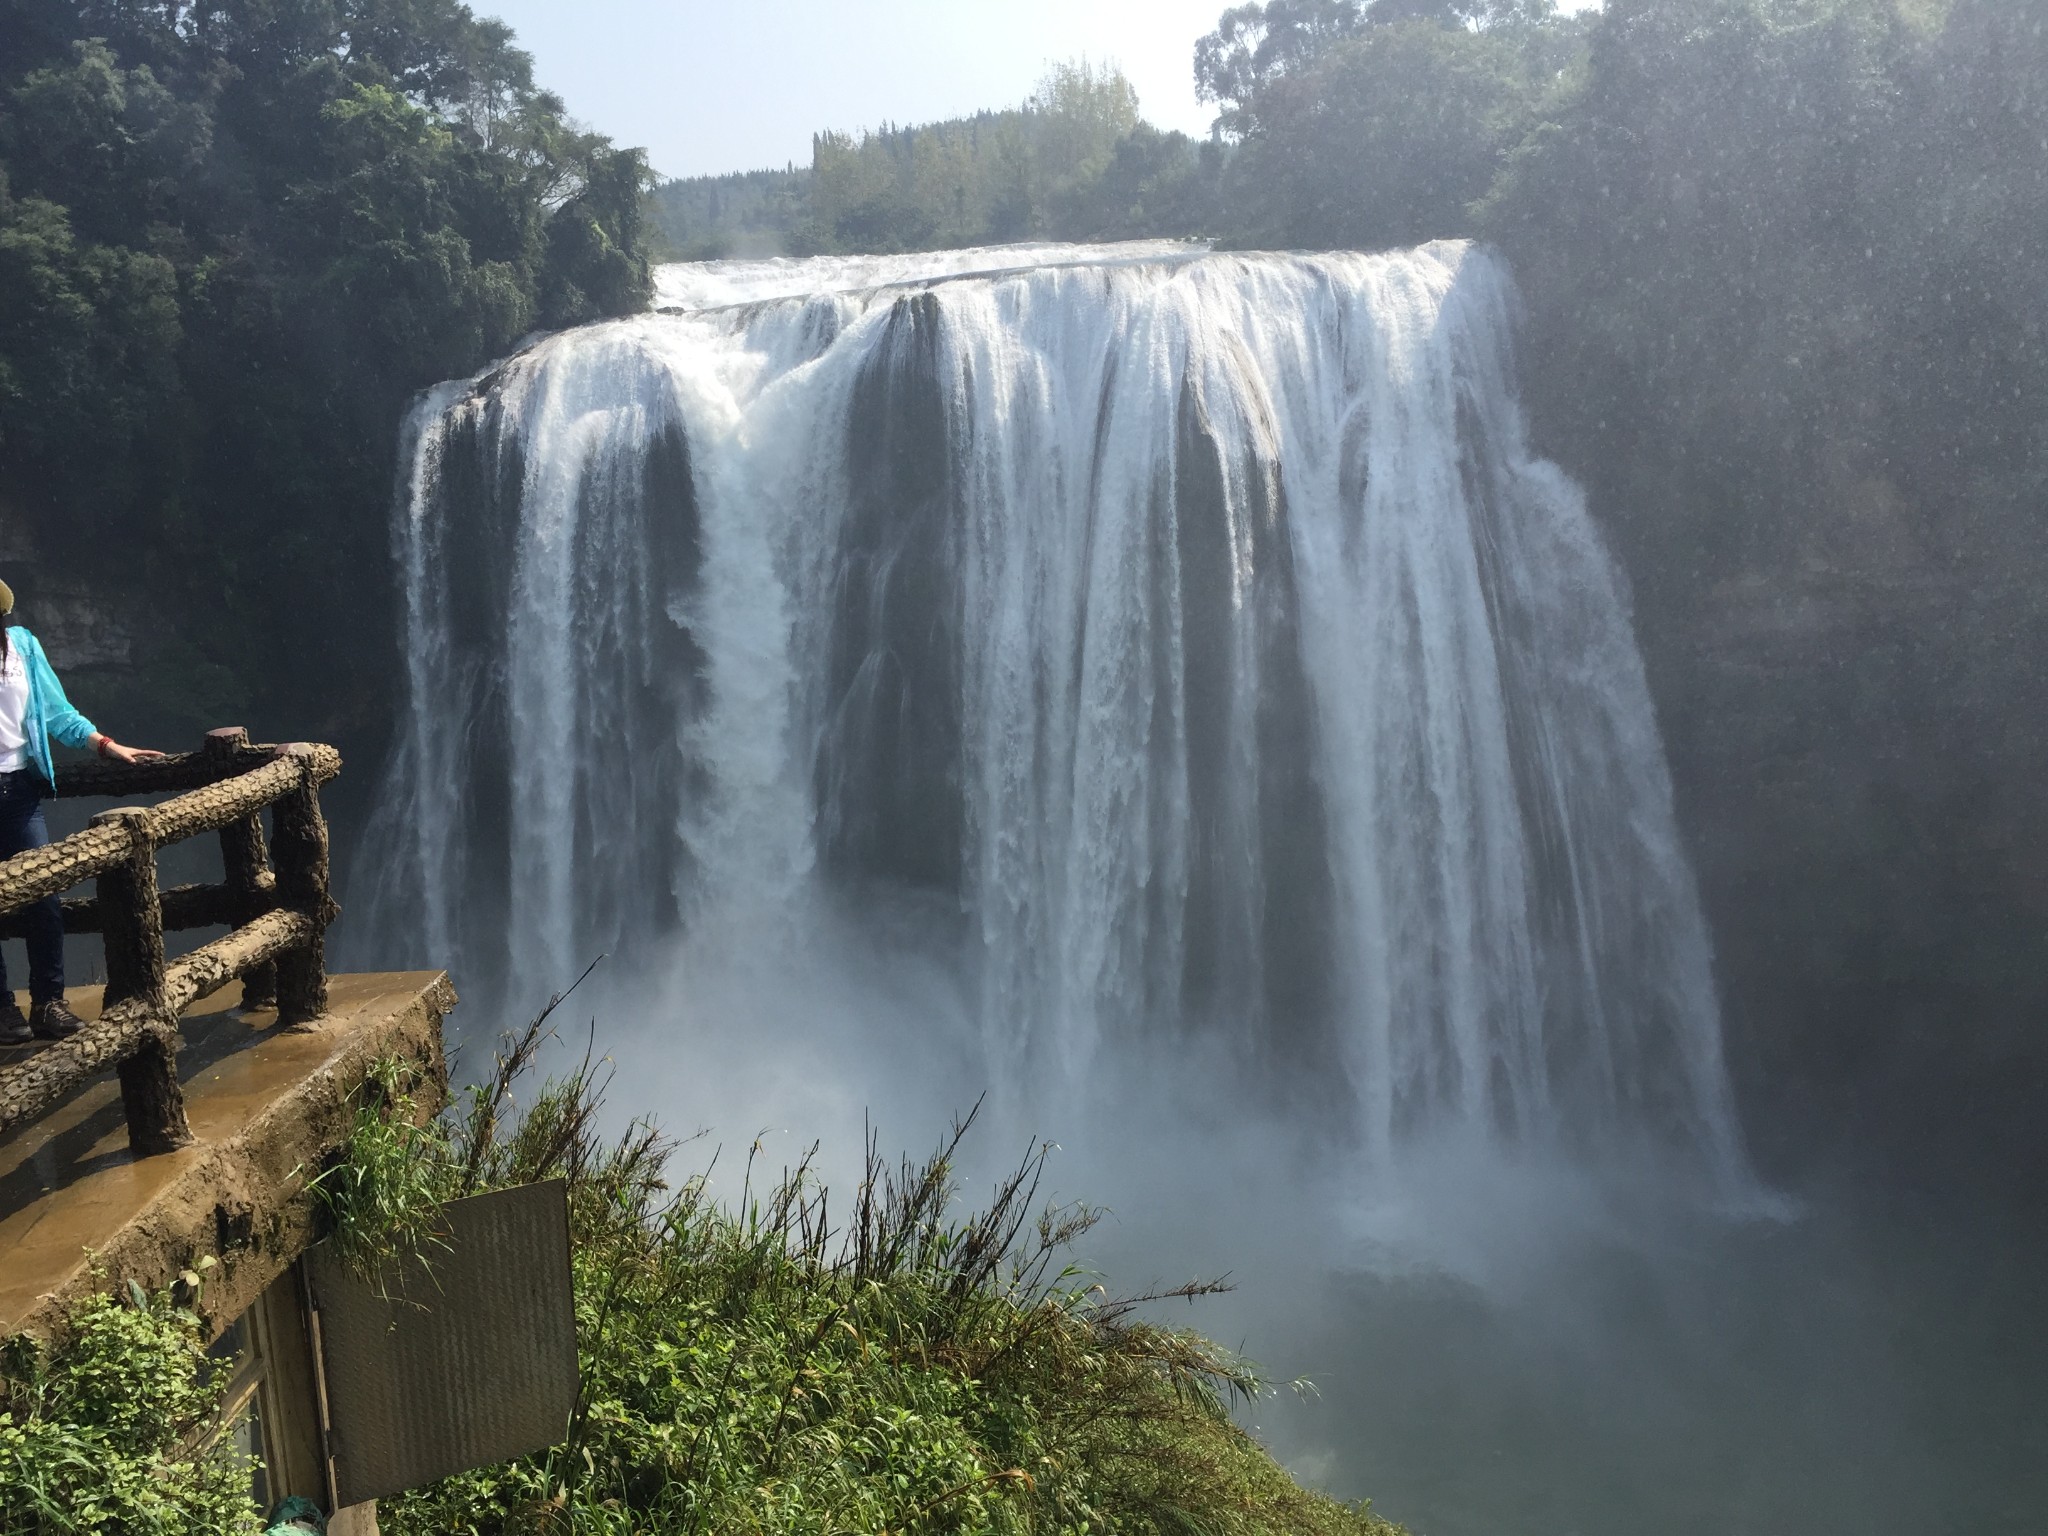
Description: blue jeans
0,769,64,1005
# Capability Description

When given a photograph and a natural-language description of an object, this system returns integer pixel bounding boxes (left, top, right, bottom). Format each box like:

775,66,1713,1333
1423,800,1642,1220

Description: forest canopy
0,0,652,741
647,60,1218,257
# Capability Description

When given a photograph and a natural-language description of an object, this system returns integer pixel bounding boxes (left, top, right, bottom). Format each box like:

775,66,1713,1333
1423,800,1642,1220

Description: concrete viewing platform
0,971,454,1341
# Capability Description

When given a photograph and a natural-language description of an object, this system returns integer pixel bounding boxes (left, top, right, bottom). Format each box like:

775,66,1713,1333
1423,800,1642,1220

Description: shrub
0,1275,261,1535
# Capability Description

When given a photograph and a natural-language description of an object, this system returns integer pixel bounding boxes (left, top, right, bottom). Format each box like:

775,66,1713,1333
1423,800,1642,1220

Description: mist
318,230,2048,1534
437,862,2048,1535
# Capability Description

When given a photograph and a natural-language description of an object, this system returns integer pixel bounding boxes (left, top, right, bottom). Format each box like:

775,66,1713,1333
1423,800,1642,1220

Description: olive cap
0,578,11,615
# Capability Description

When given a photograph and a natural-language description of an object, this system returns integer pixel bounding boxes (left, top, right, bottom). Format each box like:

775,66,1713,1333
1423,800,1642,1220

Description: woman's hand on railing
90,735,168,765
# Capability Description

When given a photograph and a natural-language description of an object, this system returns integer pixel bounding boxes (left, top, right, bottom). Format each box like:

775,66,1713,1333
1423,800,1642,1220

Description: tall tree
0,0,653,755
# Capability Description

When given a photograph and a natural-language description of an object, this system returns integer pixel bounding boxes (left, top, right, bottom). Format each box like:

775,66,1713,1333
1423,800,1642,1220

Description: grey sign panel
305,1179,578,1506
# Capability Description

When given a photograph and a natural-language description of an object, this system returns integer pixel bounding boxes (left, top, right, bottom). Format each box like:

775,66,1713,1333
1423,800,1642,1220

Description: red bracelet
94,735,113,759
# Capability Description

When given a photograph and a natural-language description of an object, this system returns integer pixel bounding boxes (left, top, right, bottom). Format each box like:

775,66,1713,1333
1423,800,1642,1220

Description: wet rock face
1572,462,2048,1190
1169,377,1338,1083
25,587,137,671
815,290,965,894
0,517,138,670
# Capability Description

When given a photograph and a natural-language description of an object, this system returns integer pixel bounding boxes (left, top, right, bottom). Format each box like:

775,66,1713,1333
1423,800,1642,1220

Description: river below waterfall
347,241,2046,1534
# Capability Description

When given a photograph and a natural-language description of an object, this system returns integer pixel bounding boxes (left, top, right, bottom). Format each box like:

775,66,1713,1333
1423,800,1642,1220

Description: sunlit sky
478,0,1599,181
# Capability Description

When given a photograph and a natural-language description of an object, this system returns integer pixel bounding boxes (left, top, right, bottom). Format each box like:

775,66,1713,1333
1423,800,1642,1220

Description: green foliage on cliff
0,1034,1398,1535
322,1027,1399,1536
0,0,653,747
1482,0,2047,579
1190,0,1587,249
1477,0,2048,1138
650,60,1221,257
646,164,814,262
0,1276,261,1534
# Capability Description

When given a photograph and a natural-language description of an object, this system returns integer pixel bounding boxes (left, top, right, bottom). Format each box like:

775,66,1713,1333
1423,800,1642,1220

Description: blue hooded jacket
6,626,98,789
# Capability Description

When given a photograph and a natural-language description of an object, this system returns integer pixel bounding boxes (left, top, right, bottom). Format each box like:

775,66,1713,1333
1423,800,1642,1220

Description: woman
0,577,163,1045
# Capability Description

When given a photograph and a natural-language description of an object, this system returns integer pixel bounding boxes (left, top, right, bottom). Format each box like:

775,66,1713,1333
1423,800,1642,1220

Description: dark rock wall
1557,442,2048,1194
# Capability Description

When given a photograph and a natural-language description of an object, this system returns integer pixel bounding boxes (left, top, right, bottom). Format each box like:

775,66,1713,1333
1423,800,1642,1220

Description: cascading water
359,239,1749,1192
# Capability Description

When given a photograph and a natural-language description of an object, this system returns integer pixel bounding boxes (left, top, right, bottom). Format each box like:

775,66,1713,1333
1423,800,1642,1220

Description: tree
1220,18,1552,249
1192,0,1562,141
0,171,179,462
1051,124,1219,240
1194,0,1367,139
801,60,1178,253
0,0,655,751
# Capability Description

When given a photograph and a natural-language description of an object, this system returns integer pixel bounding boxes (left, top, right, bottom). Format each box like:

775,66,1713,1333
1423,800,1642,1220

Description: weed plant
327,997,1404,1536
0,1272,262,1534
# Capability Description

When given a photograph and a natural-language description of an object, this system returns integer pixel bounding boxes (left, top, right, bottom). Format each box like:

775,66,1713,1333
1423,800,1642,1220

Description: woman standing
0,577,163,1045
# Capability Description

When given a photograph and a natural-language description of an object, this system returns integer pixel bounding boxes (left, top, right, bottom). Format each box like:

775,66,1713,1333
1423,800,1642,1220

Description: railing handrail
0,728,341,1155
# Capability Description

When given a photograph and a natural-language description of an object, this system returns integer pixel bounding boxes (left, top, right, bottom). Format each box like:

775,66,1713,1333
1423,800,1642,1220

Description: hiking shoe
29,998,86,1040
0,995,28,1046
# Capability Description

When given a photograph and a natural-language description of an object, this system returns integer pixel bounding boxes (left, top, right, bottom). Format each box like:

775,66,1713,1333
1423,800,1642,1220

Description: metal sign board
304,1179,578,1506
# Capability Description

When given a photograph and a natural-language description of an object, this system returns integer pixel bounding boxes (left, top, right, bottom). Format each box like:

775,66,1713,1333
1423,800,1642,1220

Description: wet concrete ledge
0,971,454,1342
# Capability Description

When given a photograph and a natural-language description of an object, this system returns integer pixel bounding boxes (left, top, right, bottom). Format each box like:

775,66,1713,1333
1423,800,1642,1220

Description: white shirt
0,645,29,773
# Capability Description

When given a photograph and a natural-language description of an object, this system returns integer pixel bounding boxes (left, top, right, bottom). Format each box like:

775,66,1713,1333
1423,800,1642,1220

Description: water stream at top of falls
356,238,1752,1199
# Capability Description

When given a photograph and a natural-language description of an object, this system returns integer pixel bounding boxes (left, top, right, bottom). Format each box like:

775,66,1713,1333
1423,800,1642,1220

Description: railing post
207,727,278,1010
91,804,191,1155
272,746,338,1027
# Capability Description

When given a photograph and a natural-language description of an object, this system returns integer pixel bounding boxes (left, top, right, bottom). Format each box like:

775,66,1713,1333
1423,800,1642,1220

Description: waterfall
360,239,1749,1188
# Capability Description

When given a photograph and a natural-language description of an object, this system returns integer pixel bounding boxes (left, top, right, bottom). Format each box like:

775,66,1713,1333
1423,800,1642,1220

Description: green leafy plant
0,1277,262,1535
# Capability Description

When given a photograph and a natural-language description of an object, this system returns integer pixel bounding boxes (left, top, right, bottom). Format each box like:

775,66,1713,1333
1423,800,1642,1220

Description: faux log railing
0,728,340,1157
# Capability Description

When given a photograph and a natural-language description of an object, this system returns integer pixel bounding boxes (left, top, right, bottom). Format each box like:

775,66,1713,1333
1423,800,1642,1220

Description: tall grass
328,1001,1405,1536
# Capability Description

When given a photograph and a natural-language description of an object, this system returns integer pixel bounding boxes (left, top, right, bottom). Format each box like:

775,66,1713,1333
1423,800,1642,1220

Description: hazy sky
476,0,1285,180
